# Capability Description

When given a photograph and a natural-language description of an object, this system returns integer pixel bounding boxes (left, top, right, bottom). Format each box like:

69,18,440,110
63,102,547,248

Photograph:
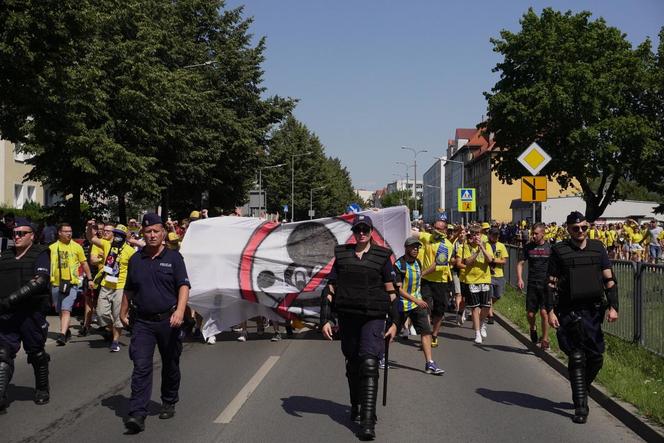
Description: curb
494,312,664,442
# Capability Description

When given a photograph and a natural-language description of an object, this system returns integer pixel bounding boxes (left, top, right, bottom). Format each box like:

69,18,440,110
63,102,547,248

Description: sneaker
456,313,463,326
237,331,247,342
487,316,495,325
530,329,538,344
270,333,282,342
56,333,66,346
431,337,439,348
461,310,468,323
474,331,483,344
480,323,487,338
378,357,386,370
425,360,445,375
206,335,216,345
110,341,120,352
78,326,89,337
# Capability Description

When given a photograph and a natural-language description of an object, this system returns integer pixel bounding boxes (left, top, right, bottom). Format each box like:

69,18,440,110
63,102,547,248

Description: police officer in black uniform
0,218,51,413
320,214,399,441
546,211,619,424
120,213,191,433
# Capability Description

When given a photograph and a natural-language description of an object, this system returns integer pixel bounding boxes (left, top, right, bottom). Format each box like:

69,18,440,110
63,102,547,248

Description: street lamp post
258,163,286,218
291,151,312,222
401,146,428,216
436,156,465,224
309,185,326,220
396,161,413,210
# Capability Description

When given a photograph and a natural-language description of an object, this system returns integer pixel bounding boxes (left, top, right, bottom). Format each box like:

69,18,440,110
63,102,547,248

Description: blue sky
226,0,663,191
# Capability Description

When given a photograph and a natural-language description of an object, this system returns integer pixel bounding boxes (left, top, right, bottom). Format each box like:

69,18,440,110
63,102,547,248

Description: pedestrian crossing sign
457,188,476,212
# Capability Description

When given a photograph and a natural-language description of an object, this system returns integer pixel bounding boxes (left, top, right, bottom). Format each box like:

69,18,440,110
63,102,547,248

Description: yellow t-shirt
419,231,453,283
461,242,492,284
95,239,136,290
89,243,105,270
487,241,509,278
49,240,87,286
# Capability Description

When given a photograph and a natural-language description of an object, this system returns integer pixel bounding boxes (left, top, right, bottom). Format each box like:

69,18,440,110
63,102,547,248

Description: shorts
649,245,661,260
51,286,78,313
398,308,432,335
526,282,546,313
462,283,491,308
452,273,461,295
421,280,450,318
97,286,124,328
490,277,505,300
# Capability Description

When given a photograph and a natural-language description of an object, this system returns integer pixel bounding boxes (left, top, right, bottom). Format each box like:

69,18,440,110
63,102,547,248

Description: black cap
14,217,35,231
566,211,586,225
142,213,163,228
351,214,373,229
404,237,422,248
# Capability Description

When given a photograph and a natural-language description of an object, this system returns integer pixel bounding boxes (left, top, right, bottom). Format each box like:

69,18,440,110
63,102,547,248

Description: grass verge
494,285,664,426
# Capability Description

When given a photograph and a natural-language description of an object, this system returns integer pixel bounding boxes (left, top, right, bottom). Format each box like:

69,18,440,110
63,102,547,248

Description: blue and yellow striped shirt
395,257,422,312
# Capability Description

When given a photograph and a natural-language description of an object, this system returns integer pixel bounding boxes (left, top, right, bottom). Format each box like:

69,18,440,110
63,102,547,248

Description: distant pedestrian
486,227,508,324
461,223,494,344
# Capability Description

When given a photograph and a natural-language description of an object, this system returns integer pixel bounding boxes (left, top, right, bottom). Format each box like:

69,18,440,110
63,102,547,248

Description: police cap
566,211,586,225
142,213,163,228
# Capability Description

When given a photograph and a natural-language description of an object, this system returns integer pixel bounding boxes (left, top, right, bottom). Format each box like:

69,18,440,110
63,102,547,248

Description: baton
382,335,389,406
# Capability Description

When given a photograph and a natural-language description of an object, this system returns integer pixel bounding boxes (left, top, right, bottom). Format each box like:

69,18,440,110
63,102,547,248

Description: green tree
261,116,357,220
484,8,660,221
380,190,419,212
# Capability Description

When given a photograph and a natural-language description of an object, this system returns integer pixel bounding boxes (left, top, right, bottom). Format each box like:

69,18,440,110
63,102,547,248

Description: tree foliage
0,0,293,225
380,190,420,212
261,116,357,220
484,8,662,221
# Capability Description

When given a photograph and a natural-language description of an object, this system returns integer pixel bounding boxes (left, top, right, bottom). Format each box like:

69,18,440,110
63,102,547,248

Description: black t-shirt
520,241,551,283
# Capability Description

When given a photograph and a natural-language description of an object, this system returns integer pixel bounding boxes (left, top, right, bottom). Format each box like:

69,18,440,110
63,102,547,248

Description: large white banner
181,206,410,338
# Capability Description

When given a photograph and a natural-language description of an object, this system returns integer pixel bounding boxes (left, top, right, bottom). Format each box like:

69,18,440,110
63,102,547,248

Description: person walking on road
546,211,619,424
0,218,51,412
320,214,399,441
412,214,453,349
394,237,444,375
49,223,94,345
486,227,508,325
120,214,191,434
461,223,494,344
517,223,552,349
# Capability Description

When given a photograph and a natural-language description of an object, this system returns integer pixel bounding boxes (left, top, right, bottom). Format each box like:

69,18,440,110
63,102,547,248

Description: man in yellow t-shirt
461,223,494,344
486,228,508,325
49,223,94,345
86,222,136,352
413,215,453,348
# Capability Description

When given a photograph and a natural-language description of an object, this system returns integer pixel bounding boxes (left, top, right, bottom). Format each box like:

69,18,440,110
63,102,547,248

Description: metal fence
504,245,664,356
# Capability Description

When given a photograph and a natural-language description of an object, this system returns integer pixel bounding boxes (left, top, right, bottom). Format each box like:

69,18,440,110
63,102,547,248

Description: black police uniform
546,225,618,424
124,234,190,428
0,228,51,413
321,239,399,441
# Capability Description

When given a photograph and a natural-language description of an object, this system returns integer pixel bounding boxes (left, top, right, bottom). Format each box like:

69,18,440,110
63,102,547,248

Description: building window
26,185,36,203
14,184,23,208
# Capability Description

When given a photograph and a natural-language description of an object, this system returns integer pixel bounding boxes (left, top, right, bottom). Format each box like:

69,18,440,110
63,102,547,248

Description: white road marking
214,355,280,424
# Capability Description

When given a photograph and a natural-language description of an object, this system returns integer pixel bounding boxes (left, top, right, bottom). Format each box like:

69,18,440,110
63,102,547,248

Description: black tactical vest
0,244,49,311
552,239,606,310
333,244,392,317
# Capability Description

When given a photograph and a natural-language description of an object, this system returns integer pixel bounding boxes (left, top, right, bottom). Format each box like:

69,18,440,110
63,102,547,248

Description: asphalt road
2,315,642,443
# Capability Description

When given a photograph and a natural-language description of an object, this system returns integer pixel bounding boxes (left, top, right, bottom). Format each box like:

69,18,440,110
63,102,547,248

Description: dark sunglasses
570,225,589,233
352,226,372,234
13,230,33,238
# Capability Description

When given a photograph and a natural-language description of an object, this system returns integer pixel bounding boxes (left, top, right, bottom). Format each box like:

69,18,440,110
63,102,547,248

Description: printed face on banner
238,214,392,318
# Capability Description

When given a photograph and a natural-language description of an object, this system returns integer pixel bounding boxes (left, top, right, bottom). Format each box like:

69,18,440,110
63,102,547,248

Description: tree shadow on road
101,394,162,419
280,396,360,433
473,343,535,355
476,388,574,419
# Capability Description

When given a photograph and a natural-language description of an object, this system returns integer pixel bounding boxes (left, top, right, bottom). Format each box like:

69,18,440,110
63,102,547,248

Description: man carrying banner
320,214,399,441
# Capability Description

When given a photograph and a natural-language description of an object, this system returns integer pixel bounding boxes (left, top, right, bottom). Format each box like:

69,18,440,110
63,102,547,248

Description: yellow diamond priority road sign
517,142,551,175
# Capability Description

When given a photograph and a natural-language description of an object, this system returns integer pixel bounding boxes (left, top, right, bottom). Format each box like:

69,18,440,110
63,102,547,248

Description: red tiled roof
455,128,476,141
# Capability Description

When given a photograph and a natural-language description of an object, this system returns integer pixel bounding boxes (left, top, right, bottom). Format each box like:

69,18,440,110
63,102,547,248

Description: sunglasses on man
352,226,372,235
570,225,589,233
13,230,33,238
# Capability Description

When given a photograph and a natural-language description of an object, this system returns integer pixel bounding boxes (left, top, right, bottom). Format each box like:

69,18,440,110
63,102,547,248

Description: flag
182,206,410,338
